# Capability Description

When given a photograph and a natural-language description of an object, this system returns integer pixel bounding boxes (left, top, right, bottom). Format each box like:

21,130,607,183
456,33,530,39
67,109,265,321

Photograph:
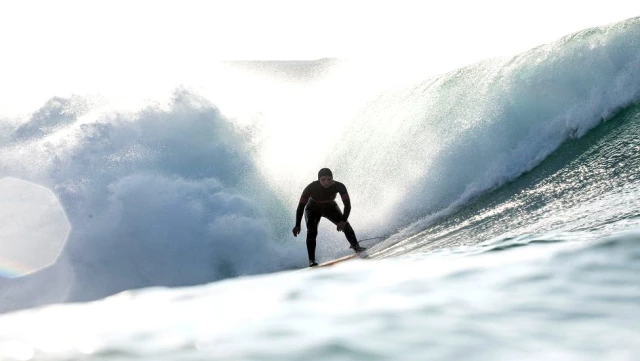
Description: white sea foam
328,17,640,238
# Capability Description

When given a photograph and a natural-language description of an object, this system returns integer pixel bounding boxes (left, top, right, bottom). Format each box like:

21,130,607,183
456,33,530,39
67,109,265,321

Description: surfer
292,168,365,267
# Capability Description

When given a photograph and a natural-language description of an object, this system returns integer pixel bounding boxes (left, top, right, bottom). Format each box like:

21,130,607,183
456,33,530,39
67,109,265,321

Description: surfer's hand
292,226,301,237
336,221,346,232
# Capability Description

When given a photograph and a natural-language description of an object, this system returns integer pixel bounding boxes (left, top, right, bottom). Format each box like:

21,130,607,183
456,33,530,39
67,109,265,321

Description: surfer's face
319,176,334,188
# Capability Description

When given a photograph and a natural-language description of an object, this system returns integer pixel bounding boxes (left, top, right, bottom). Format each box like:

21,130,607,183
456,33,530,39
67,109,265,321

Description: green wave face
377,103,640,256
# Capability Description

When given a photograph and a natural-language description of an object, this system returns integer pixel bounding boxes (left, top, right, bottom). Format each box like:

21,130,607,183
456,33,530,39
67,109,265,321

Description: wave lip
329,16,640,238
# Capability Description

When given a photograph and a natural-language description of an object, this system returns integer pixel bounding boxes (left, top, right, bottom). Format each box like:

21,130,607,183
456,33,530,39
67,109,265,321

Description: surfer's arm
341,193,351,222
295,195,309,228
336,182,351,222
292,196,308,237
295,183,313,228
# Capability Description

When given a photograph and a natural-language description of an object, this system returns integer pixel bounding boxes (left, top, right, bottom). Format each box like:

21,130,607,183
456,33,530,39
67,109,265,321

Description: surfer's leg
323,202,360,249
304,207,322,261
342,222,359,246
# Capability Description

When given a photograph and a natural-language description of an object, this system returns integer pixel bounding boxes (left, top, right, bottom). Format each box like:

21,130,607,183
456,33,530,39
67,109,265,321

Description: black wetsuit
295,181,359,261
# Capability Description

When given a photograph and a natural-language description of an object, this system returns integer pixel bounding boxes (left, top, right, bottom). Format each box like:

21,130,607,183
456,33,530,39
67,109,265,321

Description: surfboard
305,237,385,269
315,250,367,267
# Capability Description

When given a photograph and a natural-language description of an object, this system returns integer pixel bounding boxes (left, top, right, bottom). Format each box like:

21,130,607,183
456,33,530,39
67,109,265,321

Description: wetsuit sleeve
338,183,351,222
295,185,311,227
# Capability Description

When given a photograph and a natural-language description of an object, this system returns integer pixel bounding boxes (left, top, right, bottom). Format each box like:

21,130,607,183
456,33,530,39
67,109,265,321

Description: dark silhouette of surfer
292,168,365,267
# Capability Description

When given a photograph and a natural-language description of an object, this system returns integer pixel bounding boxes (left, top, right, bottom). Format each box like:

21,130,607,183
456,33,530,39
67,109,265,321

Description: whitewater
1,16,640,361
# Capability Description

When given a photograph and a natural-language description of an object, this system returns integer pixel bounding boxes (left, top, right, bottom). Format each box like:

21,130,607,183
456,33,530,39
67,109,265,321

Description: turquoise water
0,231,638,360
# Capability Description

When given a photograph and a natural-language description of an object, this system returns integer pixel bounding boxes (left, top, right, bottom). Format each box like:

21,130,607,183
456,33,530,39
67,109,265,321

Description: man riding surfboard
292,168,365,267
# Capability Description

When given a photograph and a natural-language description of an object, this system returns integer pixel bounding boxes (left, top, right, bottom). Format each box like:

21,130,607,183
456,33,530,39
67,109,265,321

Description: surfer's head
318,168,334,188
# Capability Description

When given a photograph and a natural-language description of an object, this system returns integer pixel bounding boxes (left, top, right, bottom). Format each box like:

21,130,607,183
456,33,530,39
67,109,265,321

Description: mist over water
0,90,303,310
329,17,640,237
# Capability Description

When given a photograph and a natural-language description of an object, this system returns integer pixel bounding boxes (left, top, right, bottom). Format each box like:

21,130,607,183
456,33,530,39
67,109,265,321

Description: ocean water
1,16,640,361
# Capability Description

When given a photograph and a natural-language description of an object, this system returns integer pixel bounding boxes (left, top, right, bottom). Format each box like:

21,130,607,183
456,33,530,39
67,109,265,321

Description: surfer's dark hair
318,168,333,179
